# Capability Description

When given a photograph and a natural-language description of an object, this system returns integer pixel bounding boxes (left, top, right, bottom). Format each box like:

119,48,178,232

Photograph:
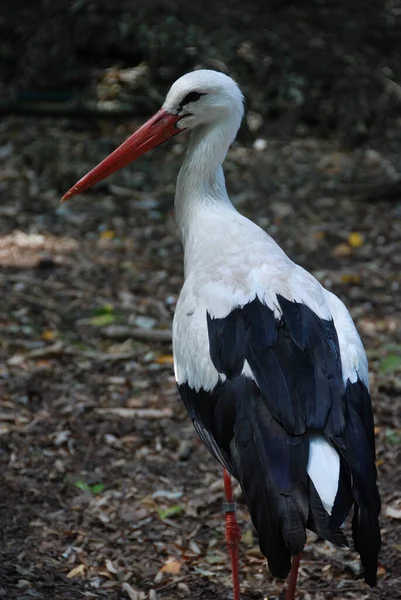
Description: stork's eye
179,91,205,109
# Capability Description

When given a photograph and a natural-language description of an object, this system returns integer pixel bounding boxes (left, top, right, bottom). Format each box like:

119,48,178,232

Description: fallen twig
102,325,172,342
95,408,173,419
24,342,138,362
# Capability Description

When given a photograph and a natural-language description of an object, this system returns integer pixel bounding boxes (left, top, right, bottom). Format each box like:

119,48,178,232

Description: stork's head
163,69,244,132
61,70,244,202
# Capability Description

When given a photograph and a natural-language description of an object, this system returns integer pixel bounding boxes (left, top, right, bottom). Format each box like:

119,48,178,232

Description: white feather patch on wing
253,263,332,321
325,290,369,387
173,285,221,391
242,359,256,381
199,280,257,319
307,434,340,515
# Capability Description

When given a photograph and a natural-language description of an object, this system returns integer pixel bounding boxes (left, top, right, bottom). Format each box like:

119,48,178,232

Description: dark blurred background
1,0,400,146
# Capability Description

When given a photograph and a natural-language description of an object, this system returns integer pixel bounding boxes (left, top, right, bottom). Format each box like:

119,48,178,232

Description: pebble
253,138,267,151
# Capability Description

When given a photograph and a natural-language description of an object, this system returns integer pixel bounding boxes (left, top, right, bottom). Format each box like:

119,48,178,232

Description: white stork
62,70,381,599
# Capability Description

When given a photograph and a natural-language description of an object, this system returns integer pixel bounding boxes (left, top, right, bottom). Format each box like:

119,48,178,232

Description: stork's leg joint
222,500,236,513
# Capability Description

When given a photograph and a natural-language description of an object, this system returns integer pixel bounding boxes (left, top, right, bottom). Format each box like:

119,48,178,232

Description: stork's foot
223,469,241,600
285,554,301,600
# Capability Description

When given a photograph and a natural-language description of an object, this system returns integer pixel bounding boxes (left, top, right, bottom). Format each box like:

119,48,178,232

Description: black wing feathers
337,380,381,584
229,378,308,576
178,296,380,585
307,477,349,547
207,309,246,378
179,384,234,473
278,295,345,435
352,506,381,587
329,459,353,529
346,379,376,457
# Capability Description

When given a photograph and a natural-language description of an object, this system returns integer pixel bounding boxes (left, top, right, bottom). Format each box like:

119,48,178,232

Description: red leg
223,469,241,600
285,553,301,600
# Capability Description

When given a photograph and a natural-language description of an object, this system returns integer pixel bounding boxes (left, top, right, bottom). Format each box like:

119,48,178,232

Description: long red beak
61,109,181,202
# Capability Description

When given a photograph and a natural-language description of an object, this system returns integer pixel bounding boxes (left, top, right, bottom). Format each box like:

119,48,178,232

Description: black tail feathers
230,381,381,585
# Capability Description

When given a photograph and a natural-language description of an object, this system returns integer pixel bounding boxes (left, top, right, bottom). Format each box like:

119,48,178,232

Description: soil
0,1,401,599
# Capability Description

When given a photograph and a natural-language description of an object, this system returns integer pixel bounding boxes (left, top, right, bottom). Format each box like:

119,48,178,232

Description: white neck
174,117,238,246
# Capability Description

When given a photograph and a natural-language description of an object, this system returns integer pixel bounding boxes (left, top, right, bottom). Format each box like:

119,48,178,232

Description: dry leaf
385,505,401,520
348,232,364,248
332,243,352,257
121,582,139,600
189,539,202,555
66,564,86,578
241,528,254,546
155,354,174,365
105,559,118,574
378,565,387,577
140,496,158,510
340,274,361,284
41,329,58,341
34,359,52,369
205,552,225,564
161,559,182,574
98,569,114,580
100,230,115,240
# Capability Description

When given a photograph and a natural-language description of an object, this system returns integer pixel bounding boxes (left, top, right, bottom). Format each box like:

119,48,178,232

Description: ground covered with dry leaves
1,112,400,600
1,1,401,598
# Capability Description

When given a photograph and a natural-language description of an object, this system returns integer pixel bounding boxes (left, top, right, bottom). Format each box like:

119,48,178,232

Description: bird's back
173,208,381,585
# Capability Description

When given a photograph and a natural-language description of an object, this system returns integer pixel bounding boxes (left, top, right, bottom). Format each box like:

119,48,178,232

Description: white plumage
307,434,340,515
172,210,366,390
